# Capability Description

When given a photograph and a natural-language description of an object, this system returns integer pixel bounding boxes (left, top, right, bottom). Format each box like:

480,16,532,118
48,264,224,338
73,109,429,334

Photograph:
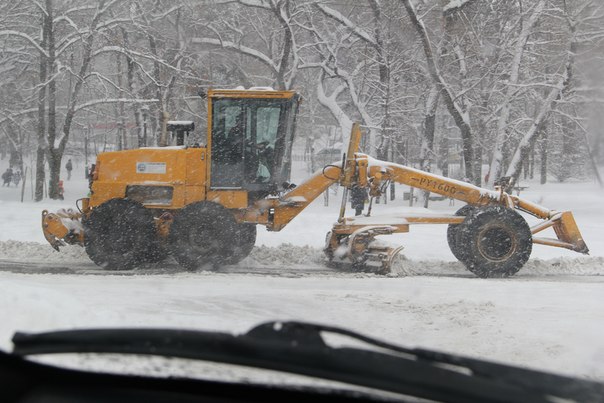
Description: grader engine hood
89,147,208,209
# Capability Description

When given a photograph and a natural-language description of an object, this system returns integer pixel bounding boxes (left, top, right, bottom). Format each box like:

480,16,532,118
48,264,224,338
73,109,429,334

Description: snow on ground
1,270,603,383
1,159,604,383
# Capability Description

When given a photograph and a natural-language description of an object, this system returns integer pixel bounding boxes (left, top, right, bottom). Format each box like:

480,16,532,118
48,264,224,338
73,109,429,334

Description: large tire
168,202,238,270
83,198,161,270
141,243,168,264
446,204,476,263
222,223,257,265
457,205,532,278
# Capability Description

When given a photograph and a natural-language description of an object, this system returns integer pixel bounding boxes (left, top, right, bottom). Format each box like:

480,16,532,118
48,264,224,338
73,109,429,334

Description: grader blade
41,209,85,251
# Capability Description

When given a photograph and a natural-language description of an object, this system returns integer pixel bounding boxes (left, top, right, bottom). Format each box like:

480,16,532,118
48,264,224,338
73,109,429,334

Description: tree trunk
116,53,127,150
419,85,439,207
473,145,481,186
148,34,167,146
35,9,49,202
121,28,142,148
582,130,603,186
368,0,390,157
529,140,535,179
5,126,24,174
47,152,61,198
46,0,59,199
440,135,450,177
275,1,292,90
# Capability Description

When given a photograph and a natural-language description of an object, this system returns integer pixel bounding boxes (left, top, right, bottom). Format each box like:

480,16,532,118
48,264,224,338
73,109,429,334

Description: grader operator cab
42,88,588,277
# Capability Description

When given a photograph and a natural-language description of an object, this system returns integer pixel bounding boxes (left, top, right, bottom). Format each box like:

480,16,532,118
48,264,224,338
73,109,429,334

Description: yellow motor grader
42,88,588,277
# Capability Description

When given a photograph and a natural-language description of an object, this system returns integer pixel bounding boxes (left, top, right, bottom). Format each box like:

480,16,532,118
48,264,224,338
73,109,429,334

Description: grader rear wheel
457,205,532,278
168,202,242,270
83,198,161,270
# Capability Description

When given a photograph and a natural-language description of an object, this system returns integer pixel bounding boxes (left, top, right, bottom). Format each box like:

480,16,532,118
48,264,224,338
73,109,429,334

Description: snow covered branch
74,98,159,113
0,30,48,57
191,37,278,72
314,3,376,46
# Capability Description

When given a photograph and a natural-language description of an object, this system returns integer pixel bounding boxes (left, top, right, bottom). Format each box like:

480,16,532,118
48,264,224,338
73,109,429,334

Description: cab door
210,99,245,189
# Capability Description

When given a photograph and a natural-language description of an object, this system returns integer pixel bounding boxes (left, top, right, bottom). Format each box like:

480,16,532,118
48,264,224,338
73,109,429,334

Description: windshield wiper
12,321,604,403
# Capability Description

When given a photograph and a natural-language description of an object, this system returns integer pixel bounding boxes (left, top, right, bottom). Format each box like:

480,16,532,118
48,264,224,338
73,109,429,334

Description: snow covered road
1,261,603,384
1,241,604,383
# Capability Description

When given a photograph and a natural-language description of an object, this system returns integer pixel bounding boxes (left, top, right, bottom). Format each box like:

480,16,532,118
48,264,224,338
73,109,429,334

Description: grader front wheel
456,205,532,278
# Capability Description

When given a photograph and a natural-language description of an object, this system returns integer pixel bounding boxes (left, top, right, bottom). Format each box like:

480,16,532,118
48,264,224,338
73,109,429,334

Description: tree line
0,0,602,201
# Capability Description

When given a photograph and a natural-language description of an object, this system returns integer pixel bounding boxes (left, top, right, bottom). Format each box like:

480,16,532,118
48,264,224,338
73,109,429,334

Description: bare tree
504,0,604,188
401,0,477,184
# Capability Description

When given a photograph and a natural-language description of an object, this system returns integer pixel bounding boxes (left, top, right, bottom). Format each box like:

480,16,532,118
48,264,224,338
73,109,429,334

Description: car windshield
0,0,603,397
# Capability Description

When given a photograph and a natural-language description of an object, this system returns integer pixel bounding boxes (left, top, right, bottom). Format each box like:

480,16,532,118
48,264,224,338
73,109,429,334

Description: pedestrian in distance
350,185,368,216
2,167,13,187
12,170,21,187
66,159,73,180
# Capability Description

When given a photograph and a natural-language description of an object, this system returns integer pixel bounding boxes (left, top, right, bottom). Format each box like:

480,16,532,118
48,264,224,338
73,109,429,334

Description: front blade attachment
531,211,589,254
41,209,84,251
554,211,589,254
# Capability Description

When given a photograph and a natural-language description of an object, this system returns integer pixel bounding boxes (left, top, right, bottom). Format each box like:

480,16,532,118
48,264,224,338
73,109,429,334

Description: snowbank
2,240,603,278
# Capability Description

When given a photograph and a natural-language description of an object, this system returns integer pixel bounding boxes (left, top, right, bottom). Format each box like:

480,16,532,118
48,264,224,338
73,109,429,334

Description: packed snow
1,159,603,385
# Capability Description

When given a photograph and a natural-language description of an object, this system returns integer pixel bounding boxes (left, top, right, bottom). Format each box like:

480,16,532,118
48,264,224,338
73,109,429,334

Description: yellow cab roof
207,88,297,99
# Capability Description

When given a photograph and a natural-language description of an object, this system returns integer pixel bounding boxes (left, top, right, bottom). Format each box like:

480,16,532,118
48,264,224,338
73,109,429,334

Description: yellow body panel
90,147,208,209
206,191,248,209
